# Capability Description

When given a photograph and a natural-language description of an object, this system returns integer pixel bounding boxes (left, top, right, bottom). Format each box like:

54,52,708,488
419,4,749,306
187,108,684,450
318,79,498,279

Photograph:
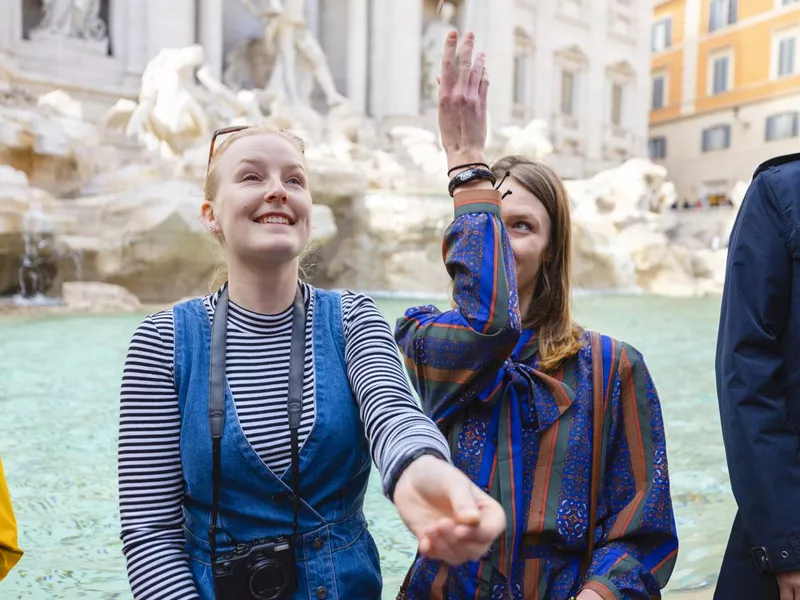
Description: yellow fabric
0,456,23,581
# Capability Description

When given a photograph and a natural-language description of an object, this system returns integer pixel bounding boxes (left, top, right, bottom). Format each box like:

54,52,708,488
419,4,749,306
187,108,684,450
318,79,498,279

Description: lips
253,212,294,225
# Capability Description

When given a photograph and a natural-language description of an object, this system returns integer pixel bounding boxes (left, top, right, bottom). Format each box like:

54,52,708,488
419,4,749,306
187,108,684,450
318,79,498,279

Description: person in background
394,30,678,599
0,455,23,582
715,152,800,600
116,65,507,599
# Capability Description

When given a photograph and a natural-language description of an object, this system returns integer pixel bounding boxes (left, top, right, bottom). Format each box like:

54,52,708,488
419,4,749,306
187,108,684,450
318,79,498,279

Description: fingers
419,519,490,565
469,485,507,543
478,65,490,104
456,32,475,91
440,30,459,91
437,0,445,13
448,477,481,525
469,52,485,96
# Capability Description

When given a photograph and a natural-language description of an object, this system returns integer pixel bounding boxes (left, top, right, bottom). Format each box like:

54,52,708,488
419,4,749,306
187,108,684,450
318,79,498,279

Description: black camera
213,536,298,600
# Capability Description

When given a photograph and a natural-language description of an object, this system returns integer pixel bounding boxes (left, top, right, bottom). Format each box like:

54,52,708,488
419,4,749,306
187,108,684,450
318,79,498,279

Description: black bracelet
447,162,490,176
448,167,497,197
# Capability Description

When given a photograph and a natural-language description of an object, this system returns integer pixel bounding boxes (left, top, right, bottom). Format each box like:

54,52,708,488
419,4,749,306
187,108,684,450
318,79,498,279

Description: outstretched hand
393,455,506,566
438,30,489,172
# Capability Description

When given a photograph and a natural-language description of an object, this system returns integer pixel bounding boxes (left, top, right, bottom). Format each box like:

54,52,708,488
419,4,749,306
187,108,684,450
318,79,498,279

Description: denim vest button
316,585,328,599
313,537,324,550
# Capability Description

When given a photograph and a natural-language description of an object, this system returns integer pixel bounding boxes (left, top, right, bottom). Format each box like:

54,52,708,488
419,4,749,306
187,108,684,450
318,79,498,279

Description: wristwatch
448,167,496,197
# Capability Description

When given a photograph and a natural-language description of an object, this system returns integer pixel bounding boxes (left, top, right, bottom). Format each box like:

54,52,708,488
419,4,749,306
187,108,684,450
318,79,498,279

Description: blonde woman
117,70,506,597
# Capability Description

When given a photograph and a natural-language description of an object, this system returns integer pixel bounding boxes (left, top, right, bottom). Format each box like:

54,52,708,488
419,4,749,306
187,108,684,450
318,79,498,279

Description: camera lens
249,561,288,600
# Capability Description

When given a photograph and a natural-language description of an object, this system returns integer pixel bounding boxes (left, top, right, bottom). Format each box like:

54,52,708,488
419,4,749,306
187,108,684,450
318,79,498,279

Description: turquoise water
0,294,732,598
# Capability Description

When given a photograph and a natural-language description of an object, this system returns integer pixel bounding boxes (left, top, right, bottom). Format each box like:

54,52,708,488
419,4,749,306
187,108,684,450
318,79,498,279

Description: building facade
1,0,653,179
649,0,800,202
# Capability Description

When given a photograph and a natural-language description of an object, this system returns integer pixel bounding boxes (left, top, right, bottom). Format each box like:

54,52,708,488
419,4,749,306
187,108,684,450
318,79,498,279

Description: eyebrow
237,157,305,171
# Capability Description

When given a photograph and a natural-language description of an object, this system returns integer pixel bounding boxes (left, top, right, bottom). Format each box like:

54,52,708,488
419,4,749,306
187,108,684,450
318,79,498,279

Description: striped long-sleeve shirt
394,189,678,599
118,283,451,600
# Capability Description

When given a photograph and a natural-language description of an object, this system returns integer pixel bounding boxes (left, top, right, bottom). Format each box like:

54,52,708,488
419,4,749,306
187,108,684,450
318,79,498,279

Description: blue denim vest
172,289,382,600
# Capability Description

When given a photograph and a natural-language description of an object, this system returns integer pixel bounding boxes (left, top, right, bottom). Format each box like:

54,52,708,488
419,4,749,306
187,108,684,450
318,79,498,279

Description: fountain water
12,202,82,306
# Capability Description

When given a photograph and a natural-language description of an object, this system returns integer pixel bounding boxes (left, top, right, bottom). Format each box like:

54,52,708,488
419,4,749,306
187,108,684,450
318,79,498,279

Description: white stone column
470,0,515,128
369,0,422,118
146,0,196,62
346,0,368,111
0,0,20,54
199,0,225,79
532,0,555,124
584,0,608,167
122,0,149,76
307,0,321,38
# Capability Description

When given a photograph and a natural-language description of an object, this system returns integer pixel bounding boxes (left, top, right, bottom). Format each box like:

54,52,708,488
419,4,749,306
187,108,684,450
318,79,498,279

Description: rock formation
0,43,743,307
566,159,731,296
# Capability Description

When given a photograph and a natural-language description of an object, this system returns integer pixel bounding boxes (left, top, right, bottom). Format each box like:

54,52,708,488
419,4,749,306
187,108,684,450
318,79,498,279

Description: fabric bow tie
477,330,576,585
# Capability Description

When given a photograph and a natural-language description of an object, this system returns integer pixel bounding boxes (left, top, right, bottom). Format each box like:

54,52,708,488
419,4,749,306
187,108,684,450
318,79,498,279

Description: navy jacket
716,153,800,573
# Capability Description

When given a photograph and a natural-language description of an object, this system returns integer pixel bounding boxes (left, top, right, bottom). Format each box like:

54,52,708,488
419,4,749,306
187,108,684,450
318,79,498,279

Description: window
765,112,799,141
709,0,737,32
611,82,624,126
652,74,666,110
778,36,797,77
780,0,800,6
512,29,533,116
561,70,575,116
711,54,731,94
702,124,731,151
648,136,667,159
652,18,673,51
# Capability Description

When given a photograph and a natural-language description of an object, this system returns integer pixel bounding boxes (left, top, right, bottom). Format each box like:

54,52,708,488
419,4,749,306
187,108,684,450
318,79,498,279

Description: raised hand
393,455,506,566
438,31,489,172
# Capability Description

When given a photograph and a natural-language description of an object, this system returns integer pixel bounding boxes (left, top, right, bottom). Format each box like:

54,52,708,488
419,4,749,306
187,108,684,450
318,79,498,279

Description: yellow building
649,0,800,203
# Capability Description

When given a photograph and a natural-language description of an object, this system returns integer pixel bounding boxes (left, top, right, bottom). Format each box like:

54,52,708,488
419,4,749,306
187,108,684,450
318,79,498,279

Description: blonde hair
491,156,584,371
204,125,316,290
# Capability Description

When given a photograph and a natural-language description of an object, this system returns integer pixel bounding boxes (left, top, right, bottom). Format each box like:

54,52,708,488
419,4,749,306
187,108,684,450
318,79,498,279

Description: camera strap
208,283,306,566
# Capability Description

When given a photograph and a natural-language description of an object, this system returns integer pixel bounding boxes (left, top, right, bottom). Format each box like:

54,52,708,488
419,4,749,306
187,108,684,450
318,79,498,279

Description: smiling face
202,131,311,269
498,178,552,297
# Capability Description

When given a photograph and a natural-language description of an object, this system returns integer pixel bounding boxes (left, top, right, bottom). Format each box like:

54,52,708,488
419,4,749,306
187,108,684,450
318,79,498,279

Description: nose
264,178,288,204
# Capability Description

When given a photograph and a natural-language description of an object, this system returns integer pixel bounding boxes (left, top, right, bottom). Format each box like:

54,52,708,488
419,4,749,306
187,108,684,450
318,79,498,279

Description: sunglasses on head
206,125,253,174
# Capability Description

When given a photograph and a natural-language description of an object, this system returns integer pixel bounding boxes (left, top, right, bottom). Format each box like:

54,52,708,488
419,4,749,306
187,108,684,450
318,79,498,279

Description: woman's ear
201,202,219,234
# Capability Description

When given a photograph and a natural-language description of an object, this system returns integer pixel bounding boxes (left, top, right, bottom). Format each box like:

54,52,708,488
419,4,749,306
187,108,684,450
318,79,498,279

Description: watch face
458,171,471,181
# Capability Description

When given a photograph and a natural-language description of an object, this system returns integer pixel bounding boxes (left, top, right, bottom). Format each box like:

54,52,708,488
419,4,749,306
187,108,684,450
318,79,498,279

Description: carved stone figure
421,2,458,109
34,0,107,42
242,0,346,108
103,45,265,157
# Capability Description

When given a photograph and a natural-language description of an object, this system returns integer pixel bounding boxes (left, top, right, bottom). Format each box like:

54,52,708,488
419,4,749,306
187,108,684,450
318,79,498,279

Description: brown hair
203,125,316,289
491,155,584,371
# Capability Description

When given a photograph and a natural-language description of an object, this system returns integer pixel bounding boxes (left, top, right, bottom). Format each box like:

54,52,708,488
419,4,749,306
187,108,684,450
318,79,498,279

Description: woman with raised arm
116,95,506,597
395,31,679,599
